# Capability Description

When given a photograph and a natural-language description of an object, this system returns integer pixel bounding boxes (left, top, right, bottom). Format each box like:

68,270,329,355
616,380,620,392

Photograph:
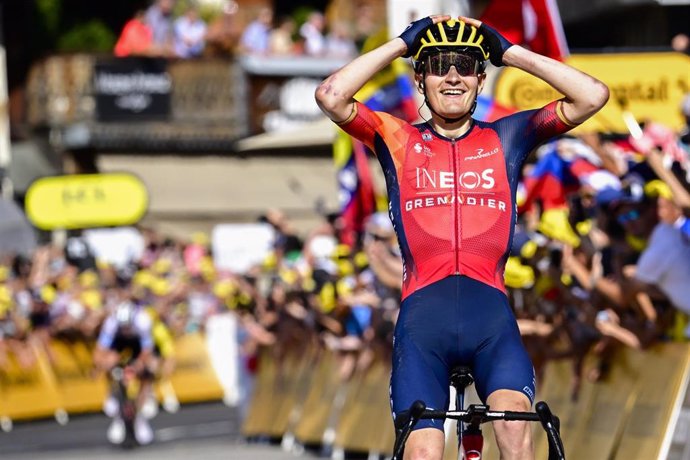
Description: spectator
325,21,357,59
145,0,176,56
630,183,690,321
299,11,326,57
239,6,273,55
204,0,241,57
173,5,208,58
114,10,155,57
268,16,296,55
671,33,690,54
353,3,377,51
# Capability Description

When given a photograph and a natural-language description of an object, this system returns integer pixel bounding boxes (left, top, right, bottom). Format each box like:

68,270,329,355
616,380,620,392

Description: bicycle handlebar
392,400,565,460
421,409,541,422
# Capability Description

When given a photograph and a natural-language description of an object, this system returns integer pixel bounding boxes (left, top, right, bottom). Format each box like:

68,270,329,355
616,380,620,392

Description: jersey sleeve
337,101,402,155
494,100,577,171
97,316,117,349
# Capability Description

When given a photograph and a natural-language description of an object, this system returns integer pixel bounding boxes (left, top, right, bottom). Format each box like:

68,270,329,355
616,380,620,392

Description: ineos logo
415,168,495,190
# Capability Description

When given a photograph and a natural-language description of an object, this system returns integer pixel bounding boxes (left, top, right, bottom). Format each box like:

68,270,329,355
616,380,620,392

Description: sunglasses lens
426,52,477,76
617,209,640,224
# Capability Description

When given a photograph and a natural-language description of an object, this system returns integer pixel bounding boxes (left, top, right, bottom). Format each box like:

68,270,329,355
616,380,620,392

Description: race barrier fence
243,341,690,460
0,329,228,424
2,321,688,460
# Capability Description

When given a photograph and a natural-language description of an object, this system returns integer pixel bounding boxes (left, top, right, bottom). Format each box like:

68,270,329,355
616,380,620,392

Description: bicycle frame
110,365,139,448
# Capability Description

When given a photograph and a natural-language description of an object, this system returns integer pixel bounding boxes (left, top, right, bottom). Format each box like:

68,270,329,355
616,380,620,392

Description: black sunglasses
424,52,479,77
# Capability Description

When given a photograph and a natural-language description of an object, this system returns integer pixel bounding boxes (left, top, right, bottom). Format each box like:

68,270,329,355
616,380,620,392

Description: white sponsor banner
83,226,144,268
212,223,275,274
205,313,240,406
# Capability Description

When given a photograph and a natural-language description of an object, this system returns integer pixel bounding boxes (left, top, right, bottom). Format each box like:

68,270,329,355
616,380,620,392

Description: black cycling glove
478,22,514,67
398,17,434,58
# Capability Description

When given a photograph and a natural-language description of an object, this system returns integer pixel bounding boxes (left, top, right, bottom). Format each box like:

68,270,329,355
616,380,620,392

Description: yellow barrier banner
25,173,148,230
615,343,690,459
0,346,63,420
49,340,108,414
494,52,690,133
242,347,278,437
530,343,689,460
168,333,224,403
265,347,316,438
241,347,313,438
293,349,342,445
334,355,395,454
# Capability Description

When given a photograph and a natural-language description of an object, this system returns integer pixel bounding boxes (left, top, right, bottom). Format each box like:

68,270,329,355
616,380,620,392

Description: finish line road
0,402,316,460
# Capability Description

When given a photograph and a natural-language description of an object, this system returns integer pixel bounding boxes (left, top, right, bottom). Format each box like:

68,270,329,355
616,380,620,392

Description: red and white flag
479,0,569,61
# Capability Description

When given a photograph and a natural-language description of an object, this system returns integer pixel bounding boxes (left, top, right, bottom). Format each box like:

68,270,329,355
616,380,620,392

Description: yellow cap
151,277,172,296
152,258,172,275
40,285,58,304
538,208,581,247
644,179,673,200
79,270,99,289
81,289,103,310
504,257,535,289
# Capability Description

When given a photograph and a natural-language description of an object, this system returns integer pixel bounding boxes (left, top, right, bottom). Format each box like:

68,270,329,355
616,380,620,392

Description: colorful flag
335,29,418,247
479,0,569,61
520,140,599,213
474,94,517,122
334,131,376,247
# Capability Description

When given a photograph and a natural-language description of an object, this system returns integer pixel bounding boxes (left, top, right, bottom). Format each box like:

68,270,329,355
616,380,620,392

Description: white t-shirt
635,223,690,313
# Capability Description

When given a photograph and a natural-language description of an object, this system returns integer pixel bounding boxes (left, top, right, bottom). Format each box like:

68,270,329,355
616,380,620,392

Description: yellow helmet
413,19,490,64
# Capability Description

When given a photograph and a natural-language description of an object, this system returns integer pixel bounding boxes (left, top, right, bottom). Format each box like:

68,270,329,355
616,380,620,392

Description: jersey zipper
452,139,460,275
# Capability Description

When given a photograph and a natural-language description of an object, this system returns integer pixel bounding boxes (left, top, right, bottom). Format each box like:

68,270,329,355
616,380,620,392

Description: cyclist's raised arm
460,16,609,125
315,15,450,123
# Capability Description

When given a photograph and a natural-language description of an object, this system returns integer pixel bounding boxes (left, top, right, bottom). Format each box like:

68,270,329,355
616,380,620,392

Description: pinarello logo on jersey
465,147,499,161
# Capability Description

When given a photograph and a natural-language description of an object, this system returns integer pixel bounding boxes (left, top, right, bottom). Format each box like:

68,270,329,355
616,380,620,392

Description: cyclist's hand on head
399,14,451,57
458,16,514,67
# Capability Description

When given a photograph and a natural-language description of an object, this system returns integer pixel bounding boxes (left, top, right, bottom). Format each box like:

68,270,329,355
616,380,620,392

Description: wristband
478,22,514,67
399,17,433,58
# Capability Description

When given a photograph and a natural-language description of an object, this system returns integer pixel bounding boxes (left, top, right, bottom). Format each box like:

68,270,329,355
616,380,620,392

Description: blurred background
0,0,689,459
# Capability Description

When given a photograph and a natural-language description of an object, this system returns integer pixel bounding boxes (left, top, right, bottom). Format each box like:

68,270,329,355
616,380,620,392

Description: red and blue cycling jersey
340,100,574,300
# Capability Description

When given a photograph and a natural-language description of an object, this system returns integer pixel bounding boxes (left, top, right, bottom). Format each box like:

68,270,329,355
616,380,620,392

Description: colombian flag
520,141,599,213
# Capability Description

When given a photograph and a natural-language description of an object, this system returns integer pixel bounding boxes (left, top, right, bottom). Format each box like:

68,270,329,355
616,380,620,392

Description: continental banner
493,52,690,133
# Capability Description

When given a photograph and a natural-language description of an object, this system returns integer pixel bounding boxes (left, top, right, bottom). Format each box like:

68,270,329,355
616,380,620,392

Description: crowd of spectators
113,0,359,60
1,98,689,405
5,0,690,415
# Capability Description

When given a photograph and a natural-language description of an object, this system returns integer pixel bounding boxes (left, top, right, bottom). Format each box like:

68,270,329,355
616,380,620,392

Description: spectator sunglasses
616,209,641,225
423,51,480,77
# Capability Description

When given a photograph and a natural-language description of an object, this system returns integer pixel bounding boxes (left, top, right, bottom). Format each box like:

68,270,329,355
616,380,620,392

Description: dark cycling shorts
111,333,142,363
390,275,535,432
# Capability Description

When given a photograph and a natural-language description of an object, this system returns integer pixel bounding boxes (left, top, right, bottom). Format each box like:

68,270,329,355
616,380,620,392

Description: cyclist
315,14,608,460
94,299,155,445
